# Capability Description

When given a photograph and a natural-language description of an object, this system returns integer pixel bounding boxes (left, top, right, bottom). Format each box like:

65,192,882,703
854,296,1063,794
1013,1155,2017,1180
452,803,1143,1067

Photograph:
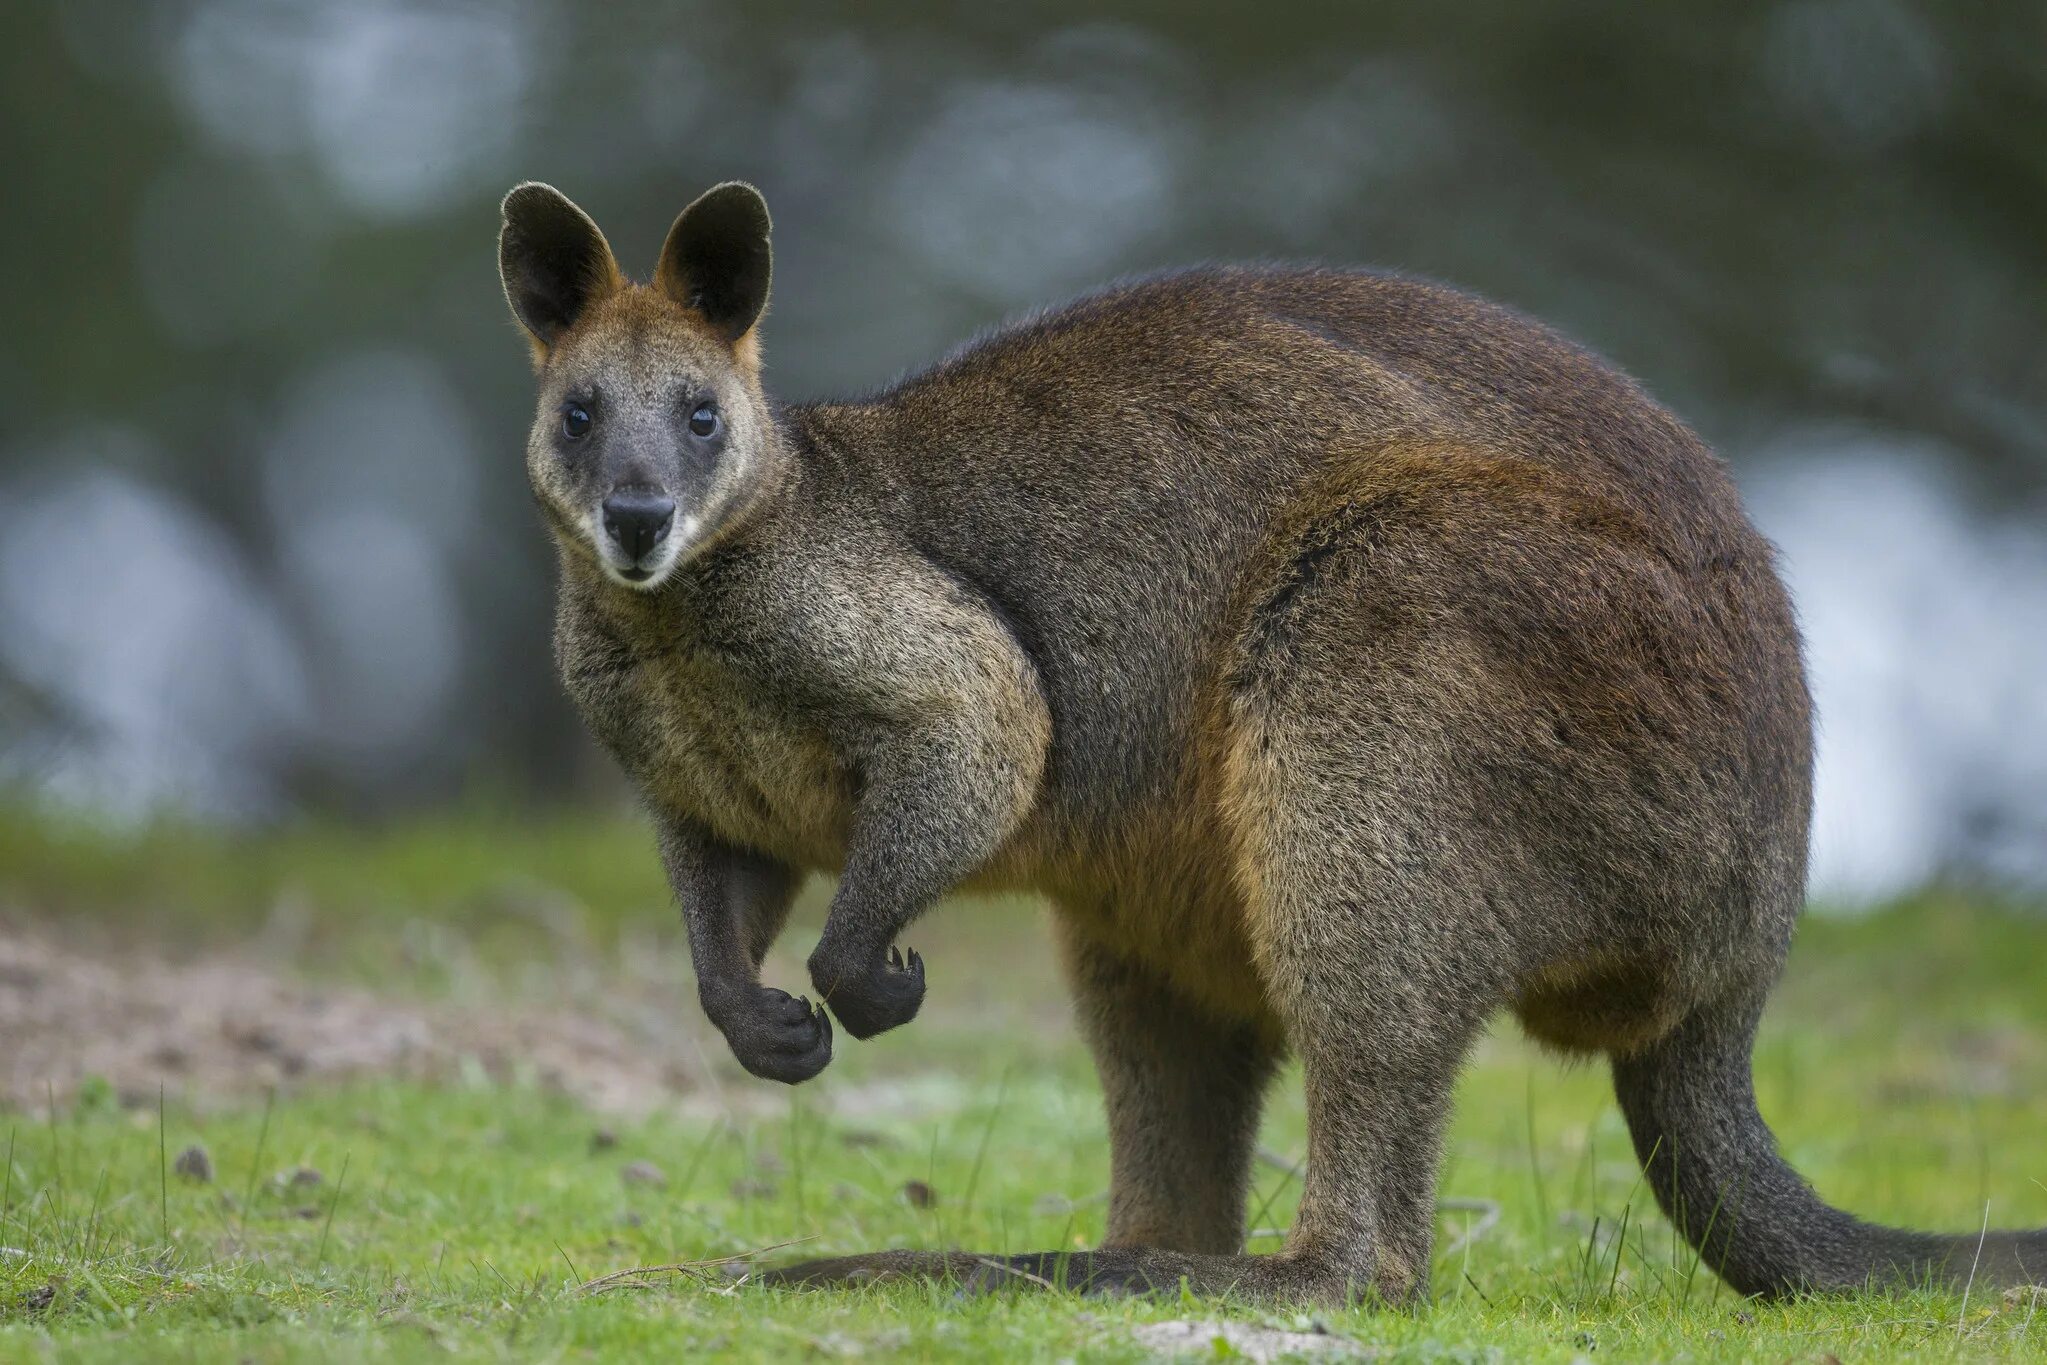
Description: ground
0,805,2043,1362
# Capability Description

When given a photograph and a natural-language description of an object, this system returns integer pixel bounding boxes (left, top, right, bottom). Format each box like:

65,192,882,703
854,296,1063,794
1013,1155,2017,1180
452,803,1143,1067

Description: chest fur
560,613,857,869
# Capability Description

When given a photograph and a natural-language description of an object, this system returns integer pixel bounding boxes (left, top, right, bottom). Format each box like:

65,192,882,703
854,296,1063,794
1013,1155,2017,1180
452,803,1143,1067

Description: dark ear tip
501,181,580,226
693,181,772,234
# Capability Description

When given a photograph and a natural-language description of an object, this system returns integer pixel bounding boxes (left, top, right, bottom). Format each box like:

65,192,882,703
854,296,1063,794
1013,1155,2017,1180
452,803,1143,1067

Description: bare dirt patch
0,923,708,1115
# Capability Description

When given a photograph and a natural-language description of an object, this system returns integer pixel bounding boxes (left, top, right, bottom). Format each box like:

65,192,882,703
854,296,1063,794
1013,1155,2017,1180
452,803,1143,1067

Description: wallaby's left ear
655,182,772,346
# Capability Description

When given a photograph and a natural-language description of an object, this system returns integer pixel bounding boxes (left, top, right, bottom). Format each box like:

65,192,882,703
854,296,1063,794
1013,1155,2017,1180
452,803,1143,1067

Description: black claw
811,940,927,1039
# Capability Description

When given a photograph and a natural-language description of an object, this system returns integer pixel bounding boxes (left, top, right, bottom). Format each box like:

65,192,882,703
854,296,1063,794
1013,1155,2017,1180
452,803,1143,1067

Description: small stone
174,1144,214,1182
620,1159,666,1189
240,1026,285,1055
590,1128,618,1152
901,1179,937,1209
22,1282,57,1312
1130,1320,1354,1360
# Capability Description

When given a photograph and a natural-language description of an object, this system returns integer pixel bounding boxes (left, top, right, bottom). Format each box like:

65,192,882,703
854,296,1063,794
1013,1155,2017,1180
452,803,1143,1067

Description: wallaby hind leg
1233,849,1496,1306
1280,998,1484,1302
763,859,1490,1308
766,920,1485,1305
1054,920,1282,1254
762,925,1282,1296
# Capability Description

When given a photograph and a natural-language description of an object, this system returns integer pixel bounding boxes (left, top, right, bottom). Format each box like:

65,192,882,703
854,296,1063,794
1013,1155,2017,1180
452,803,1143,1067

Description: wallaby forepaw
811,942,926,1039
717,985,834,1083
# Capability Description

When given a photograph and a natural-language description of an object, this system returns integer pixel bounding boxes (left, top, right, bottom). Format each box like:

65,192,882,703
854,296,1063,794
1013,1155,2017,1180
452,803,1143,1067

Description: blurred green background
1,0,2044,905
1,9,2044,1357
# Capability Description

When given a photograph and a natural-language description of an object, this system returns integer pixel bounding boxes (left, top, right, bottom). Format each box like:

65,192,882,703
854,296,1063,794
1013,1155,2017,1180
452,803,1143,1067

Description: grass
2,804,2045,1361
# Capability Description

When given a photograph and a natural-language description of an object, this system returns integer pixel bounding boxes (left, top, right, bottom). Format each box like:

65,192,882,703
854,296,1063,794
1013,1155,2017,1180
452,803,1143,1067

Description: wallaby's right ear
498,183,621,360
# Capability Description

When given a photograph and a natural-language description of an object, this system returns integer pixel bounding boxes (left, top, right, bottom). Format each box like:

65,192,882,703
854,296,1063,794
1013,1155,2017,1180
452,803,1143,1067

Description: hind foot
756,1247,1391,1307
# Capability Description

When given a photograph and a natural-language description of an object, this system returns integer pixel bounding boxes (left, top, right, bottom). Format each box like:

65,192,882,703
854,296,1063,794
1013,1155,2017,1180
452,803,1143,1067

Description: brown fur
498,183,2046,1306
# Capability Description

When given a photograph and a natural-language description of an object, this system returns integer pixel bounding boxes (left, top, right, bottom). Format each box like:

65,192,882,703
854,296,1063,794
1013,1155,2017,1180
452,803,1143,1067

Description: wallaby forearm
658,818,764,1002
806,706,1048,1037
656,816,828,1082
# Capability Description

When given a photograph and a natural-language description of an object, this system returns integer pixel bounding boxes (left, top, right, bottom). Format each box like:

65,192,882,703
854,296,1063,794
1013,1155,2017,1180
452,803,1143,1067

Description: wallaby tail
1611,992,2046,1299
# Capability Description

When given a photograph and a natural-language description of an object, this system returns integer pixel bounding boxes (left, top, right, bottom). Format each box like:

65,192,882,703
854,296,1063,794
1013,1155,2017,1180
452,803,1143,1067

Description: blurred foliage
0,1,2042,842
6,1,2041,471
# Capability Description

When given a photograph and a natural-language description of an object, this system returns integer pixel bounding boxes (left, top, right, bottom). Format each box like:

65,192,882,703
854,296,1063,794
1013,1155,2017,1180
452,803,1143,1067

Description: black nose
601,489,676,563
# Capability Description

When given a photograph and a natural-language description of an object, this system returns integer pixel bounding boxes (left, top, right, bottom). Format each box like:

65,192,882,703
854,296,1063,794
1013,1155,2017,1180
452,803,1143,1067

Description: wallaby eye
562,403,593,441
688,402,719,439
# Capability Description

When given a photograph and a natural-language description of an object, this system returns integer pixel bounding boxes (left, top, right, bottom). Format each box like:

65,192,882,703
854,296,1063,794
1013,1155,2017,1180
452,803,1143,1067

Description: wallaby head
498,182,780,590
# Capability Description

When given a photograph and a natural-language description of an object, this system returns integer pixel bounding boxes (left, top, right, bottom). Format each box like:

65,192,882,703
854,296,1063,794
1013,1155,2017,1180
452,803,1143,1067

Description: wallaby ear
498,183,621,353
654,182,772,346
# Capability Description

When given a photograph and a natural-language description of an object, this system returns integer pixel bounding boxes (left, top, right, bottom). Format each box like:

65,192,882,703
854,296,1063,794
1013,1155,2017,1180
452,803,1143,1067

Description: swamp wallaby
497,181,2044,1306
